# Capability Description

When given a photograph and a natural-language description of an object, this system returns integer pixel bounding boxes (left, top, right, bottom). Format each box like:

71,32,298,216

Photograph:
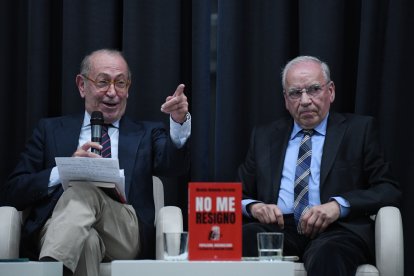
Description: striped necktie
101,125,112,158
293,129,314,233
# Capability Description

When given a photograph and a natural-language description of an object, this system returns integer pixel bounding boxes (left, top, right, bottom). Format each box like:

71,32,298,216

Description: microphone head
90,111,104,125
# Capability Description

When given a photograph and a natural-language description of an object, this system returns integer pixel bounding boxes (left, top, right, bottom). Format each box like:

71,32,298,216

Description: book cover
188,182,242,260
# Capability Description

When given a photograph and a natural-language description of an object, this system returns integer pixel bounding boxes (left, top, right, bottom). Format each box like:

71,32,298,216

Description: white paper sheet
55,157,126,200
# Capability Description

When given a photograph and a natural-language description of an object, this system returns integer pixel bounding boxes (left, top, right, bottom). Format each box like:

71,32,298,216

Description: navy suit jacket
239,112,401,253
2,113,190,259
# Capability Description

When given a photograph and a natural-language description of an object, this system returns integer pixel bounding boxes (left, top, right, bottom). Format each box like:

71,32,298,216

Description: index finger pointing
173,84,185,97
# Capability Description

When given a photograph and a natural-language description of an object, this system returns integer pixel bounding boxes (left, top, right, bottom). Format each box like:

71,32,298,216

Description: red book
188,182,242,261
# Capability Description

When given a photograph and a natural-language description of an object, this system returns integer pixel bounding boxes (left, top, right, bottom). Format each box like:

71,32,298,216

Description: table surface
112,260,295,276
0,261,63,276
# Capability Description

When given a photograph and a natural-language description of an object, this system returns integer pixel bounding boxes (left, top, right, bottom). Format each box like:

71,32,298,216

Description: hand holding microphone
72,111,104,158
90,111,104,155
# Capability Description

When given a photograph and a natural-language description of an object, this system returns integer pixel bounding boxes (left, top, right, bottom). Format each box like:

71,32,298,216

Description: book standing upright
188,182,242,260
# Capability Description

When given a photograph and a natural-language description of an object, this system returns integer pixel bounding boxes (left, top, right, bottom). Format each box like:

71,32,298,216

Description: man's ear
284,93,289,110
329,82,336,103
76,74,86,98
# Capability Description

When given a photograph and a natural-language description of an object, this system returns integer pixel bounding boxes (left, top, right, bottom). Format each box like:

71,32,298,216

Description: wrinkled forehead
286,61,325,87
89,53,129,77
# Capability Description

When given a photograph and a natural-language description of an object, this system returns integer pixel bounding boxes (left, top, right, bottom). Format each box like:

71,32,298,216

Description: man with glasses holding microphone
240,56,400,275
2,49,191,275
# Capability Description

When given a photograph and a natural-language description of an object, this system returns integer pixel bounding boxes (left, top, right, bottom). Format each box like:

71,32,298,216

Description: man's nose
299,91,312,104
106,83,117,97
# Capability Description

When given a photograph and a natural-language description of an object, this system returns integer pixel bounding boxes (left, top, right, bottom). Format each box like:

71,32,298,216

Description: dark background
1,0,412,274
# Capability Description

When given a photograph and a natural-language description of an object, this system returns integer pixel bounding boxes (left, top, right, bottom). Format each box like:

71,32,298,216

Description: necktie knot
302,129,314,137
102,124,112,132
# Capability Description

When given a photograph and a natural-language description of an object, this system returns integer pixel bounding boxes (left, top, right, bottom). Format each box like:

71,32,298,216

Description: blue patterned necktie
101,125,112,158
294,129,314,233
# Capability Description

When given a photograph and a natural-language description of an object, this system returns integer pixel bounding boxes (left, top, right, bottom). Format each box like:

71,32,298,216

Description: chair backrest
152,176,164,224
0,206,20,258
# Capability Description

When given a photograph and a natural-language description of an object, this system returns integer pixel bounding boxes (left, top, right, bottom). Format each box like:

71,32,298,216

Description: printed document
55,157,126,201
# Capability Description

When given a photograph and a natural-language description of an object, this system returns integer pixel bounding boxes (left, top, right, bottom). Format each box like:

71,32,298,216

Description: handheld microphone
90,111,104,155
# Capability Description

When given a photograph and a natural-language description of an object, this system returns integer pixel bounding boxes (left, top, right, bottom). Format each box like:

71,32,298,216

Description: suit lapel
320,113,347,190
269,118,293,199
118,117,144,197
53,114,83,157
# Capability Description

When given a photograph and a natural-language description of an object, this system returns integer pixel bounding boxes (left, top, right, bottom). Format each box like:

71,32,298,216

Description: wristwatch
184,112,191,122
172,112,191,125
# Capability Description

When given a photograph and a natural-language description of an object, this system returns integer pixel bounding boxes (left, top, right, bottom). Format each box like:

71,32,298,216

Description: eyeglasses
82,74,130,92
285,82,330,100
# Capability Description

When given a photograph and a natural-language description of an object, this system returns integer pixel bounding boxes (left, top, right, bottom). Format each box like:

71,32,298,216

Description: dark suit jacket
1,113,190,259
238,112,401,253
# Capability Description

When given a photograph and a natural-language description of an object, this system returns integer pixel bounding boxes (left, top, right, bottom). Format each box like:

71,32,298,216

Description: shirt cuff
330,196,350,218
242,199,260,217
49,166,61,187
170,113,191,148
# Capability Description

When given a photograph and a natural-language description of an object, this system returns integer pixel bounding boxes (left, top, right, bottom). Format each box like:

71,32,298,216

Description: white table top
112,260,294,276
0,261,63,276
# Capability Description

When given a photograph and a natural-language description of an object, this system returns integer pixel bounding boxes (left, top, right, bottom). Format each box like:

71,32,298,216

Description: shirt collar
83,111,120,128
290,113,329,140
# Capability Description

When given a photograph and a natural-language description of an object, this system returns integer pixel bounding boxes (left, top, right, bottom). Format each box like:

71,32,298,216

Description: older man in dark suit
240,56,400,276
1,49,190,275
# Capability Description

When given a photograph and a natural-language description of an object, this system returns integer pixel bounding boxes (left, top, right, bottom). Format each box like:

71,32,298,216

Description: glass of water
163,232,189,261
257,232,284,261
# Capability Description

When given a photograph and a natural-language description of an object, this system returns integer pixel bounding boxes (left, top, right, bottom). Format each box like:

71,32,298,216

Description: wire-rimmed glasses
285,81,331,100
82,74,130,93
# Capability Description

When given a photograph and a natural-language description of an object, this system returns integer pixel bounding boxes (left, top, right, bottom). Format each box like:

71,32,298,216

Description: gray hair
281,56,331,89
80,49,132,80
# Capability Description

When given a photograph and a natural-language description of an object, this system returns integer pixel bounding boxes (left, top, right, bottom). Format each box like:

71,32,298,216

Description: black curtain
1,0,413,274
